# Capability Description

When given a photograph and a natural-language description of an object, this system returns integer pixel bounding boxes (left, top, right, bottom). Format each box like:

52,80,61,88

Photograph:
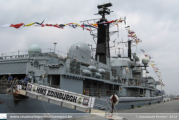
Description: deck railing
0,48,68,60
83,88,143,97
126,81,150,88
119,91,140,97
84,88,119,97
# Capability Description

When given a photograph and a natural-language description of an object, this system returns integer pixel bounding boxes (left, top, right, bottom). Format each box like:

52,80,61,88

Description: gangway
0,81,124,119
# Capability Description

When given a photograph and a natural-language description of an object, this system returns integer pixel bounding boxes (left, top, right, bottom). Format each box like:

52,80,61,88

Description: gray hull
0,94,163,113
94,96,163,110
0,94,84,113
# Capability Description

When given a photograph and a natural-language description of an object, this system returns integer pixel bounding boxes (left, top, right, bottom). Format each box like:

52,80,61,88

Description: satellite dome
142,57,149,66
68,42,91,64
28,44,42,56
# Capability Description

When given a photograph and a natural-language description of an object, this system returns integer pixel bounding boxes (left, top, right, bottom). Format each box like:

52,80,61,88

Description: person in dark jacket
7,75,13,83
0,75,7,85
24,75,29,85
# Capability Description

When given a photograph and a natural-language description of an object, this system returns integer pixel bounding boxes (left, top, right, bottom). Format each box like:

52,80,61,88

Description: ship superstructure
0,3,163,113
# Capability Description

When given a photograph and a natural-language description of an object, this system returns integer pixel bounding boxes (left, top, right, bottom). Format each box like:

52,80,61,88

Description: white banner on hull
26,83,95,108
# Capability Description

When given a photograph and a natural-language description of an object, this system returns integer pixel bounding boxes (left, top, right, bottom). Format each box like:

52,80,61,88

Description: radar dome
142,57,149,66
68,42,91,64
28,44,42,56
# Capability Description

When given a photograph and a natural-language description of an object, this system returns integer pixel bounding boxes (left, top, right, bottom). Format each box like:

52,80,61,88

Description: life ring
110,94,119,105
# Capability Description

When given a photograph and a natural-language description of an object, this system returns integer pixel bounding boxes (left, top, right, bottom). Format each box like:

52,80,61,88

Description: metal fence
93,97,117,114
0,48,68,60
126,81,150,88
84,88,146,97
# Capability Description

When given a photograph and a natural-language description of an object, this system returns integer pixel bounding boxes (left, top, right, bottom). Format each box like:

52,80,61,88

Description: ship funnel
128,40,133,61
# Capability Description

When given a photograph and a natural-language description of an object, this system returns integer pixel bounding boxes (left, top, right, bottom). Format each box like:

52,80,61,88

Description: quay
113,100,179,120
118,100,179,113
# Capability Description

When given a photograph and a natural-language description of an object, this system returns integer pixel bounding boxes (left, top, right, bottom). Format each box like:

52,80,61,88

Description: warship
0,3,164,114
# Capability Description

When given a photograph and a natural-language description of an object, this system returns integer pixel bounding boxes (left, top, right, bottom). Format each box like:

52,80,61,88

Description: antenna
123,16,126,25
53,41,57,53
95,3,113,19
67,46,68,57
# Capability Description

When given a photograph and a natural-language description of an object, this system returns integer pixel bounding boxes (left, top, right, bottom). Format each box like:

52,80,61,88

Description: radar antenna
95,3,113,20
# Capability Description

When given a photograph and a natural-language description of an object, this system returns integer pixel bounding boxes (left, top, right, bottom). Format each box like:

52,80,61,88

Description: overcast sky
0,0,178,95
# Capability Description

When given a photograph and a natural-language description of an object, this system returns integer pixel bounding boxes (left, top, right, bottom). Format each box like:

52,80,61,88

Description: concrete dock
118,100,179,113
63,101,179,120
114,100,179,120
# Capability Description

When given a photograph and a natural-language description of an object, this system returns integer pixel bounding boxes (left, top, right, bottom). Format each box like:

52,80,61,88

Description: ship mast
95,3,113,64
